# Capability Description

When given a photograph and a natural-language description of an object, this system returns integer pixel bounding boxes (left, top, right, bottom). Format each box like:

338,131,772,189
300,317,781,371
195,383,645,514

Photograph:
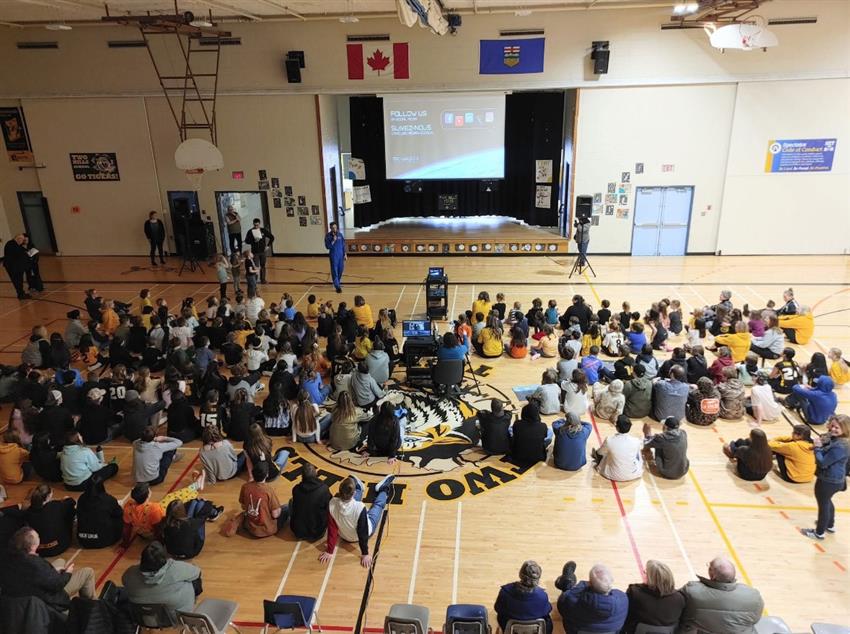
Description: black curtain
350,92,564,227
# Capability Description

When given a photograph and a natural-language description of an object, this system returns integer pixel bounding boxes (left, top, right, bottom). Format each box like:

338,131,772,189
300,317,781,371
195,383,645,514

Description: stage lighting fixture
672,2,699,15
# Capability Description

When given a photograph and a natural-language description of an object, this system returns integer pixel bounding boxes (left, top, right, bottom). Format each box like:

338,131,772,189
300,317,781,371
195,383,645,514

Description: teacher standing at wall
324,222,346,294
2,235,32,300
143,210,167,267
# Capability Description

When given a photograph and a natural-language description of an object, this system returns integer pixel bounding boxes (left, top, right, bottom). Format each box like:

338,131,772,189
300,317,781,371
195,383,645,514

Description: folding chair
263,595,320,634
754,616,792,634
504,619,545,634
444,604,490,634
177,598,241,633
127,603,177,632
385,603,431,634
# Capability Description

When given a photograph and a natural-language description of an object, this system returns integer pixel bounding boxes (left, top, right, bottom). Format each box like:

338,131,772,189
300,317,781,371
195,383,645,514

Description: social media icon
444,112,454,124
455,115,464,127
465,112,474,123
485,111,494,123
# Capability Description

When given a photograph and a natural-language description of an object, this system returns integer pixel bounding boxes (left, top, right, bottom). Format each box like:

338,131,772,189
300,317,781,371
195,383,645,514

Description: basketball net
185,168,205,191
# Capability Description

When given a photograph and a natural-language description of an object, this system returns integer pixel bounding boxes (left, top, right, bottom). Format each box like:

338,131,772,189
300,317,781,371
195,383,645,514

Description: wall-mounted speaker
590,41,610,74
285,51,304,83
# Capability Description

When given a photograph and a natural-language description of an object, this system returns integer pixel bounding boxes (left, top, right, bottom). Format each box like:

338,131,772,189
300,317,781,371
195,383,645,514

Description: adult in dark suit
3,234,31,299
143,210,167,266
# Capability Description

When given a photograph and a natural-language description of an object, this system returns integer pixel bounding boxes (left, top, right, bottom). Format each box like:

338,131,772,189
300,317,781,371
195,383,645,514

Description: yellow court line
688,470,754,587
582,271,602,304
710,502,850,514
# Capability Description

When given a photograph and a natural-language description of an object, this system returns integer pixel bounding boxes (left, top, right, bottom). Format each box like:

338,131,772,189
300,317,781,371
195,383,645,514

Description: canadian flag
347,42,410,80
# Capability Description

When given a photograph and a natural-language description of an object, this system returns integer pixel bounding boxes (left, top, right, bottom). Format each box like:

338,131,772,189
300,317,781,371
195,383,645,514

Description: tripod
178,219,204,276
463,352,483,396
569,248,596,279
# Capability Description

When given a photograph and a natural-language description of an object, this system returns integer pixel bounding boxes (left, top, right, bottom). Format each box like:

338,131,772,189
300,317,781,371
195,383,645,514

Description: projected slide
383,93,505,180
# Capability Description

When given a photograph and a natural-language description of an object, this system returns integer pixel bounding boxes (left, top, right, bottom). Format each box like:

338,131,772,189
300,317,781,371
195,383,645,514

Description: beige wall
574,84,737,254
0,1,847,98
717,78,850,255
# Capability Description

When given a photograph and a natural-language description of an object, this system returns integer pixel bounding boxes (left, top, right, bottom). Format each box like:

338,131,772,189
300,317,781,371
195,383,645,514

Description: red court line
234,624,385,632
587,409,647,582
834,561,846,573
779,511,790,520
813,543,825,553
95,453,200,588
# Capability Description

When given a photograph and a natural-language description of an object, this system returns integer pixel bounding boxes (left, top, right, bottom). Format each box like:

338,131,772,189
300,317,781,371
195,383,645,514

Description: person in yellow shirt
778,305,814,344
768,424,816,483
0,430,30,484
136,288,152,316
306,294,320,319
471,291,492,325
474,315,503,358
352,325,373,360
581,323,603,356
352,295,374,329
713,321,751,362
828,348,849,386
100,301,120,336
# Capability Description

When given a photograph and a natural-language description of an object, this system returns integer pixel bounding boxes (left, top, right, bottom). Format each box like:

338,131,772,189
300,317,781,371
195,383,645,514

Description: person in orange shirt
100,300,120,336
0,429,31,484
121,472,209,546
352,295,374,329
713,321,751,363
455,314,473,344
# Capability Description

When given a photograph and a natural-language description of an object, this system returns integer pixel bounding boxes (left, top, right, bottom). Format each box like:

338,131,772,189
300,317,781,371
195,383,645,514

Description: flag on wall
347,42,410,80
479,37,545,74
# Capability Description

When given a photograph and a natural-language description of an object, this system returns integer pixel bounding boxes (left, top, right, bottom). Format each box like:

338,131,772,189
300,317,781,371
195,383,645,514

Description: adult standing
800,414,849,540
21,233,44,293
143,211,167,267
3,234,32,299
324,221,346,293
244,218,274,284
224,205,242,254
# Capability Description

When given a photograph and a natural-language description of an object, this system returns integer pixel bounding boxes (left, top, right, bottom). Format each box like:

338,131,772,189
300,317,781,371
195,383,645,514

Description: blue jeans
353,476,388,537
186,499,207,541
274,448,290,470
330,255,344,290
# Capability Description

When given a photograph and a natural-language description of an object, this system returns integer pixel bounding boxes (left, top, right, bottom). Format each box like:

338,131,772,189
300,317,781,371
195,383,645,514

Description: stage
343,216,570,255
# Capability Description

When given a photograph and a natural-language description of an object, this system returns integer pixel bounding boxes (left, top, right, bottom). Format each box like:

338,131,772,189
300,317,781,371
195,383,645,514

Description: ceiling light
190,18,213,27
514,10,532,16
45,23,72,31
673,2,699,15
339,15,359,23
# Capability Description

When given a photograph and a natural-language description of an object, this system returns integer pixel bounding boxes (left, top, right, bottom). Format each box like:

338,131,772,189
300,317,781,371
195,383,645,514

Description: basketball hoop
175,138,224,191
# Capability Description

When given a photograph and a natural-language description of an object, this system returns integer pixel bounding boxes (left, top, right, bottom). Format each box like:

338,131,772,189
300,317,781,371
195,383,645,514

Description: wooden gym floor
1,254,848,632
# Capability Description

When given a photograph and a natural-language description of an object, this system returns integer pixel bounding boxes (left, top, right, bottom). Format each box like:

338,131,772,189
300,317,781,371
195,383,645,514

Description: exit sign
231,171,244,180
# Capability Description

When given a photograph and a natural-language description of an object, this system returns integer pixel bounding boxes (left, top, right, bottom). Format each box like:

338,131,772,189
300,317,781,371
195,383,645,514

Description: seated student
602,316,624,356
23,484,76,557
723,428,773,481
123,389,166,443
627,322,647,353
133,427,184,486
478,399,512,455
555,345,579,383
362,402,402,463
778,305,814,344
658,348,687,382
166,389,200,443
472,312,487,339
562,368,590,419
643,417,689,479
782,376,838,425
580,346,604,385
622,364,653,418
544,299,559,327
438,331,469,361
769,347,802,395
597,299,612,327
749,314,785,360
610,344,636,382
531,370,561,415
713,321,751,363
365,338,391,385
261,382,291,436
769,424,815,484
581,323,602,357
163,498,219,560
625,560,686,633
122,473,210,546
328,392,367,452
557,563,628,634
746,370,782,425
506,325,528,359
593,415,643,482
635,344,659,380
351,325,373,361
686,377,721,426
592,379,625,424
708,346,735,384
199,426,240,484
530,324,557,360
717,366,746,419
552,413,592,471
349,362,385,409
475,315,504,359
737,352,760,387
291,390,332,444
75,475,123,549
29,431,62,483
804,352,829,386
300,362,331,406
351,295,374,329
0,429,31,484
510,402,551,468
122,541,202,619
652,365,689,422
78,387,122,445
494,561,553,634
321,474,395,568
60,431,118,491
0,527,96,613
243,423,289,483
36,389,74,447
828,347,850,386
471,291,493,325
290,463,333,541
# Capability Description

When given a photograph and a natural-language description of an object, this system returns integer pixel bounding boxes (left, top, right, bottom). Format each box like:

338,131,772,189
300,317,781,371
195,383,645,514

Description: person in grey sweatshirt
122,541,201,618
132,427,183,485
349,362,385,408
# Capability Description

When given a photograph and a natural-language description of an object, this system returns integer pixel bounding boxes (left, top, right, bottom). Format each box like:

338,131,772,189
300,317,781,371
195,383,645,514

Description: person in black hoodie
363,402,402,462
559,295,594,333
686,345,711,385
510,402,550,468
48,333,70,371
200,362,228,405
23,484,76,558
75,475,123,549
163,500,206,560
18,370,48,408
35,389,74,446
78,387,122,445
221,333,244,368
166,389,200,443
123,390,166,442
478,399,512,455
29,431,62,482
289,463,332,541
658,348,687,382
226,388,258,441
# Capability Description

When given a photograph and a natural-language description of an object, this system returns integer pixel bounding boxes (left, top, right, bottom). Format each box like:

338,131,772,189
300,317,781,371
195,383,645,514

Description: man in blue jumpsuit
324,222,347,293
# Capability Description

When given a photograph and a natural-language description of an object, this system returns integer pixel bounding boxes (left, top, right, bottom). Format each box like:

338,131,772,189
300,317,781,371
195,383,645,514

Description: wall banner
764,138,836,173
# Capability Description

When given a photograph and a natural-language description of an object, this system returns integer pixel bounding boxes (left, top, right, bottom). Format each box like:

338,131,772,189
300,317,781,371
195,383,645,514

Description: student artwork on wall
592,204,602,215
591,216,600,226
618,194,628,205
535,159,553,183
621,171,630,183
616,208,629,219
593,193,602,204
284,185,293,196
297,195,306,205
299,216,307,227
272,189,282,199
258,179,270,190
635,162,644,174
284,196,295,206
605,194,617,204
311,205,320,215
273,198,282,208
349,157,366,180
285,207,295,217
534,185,551,209
297,206,309,216
605,205,614,215
607,182,616,193
310,215,322,225
258,169,267,180
271,177,280,188
353,185,372,204
621,183,631,193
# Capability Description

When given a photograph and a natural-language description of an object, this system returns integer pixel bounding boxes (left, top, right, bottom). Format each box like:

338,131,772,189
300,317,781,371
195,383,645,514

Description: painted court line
394,285,407,312
274,541,302,598
646,471,696,579
710,502,850,513
452,501,462,604
315,549,337,613
410,284,423,318
407,500,428,603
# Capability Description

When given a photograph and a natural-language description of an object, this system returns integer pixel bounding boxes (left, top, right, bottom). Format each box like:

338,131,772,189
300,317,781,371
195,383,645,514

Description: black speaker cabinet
576,195,593,220
188,222,215,259
285,57,301,83
591,41,610,74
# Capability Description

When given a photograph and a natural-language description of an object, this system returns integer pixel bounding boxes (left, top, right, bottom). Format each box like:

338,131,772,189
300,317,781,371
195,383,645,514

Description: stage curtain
350,92,564,227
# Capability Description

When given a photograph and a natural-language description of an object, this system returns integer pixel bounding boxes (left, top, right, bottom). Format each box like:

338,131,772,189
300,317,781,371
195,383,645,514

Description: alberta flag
347,42,410,80
479,37,545,74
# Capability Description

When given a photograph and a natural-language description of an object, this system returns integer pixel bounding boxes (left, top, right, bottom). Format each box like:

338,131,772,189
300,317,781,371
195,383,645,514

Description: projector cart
425,273,448,319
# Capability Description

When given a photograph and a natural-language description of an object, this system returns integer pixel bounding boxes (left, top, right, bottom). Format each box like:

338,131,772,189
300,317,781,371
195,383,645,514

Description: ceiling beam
13,0,101,10
252,0,305,21
195,0,263,21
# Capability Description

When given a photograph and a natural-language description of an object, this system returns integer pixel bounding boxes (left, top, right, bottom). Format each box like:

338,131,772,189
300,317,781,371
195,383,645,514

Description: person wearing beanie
495,560,553,634
592,379,625,424
642,417,689,479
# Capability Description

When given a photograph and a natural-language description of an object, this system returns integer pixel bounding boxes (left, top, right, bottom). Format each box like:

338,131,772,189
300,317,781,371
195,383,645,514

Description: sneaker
375,474,396,494
800,528,824,540
555,560,577,591
826,526,836,534
335,287,342,294
255,383,266,393
0,484,7,504
208,505,225,522
172,452,184,463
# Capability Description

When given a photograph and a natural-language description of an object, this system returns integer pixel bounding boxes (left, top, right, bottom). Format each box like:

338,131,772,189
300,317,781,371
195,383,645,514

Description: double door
631,186,694,256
